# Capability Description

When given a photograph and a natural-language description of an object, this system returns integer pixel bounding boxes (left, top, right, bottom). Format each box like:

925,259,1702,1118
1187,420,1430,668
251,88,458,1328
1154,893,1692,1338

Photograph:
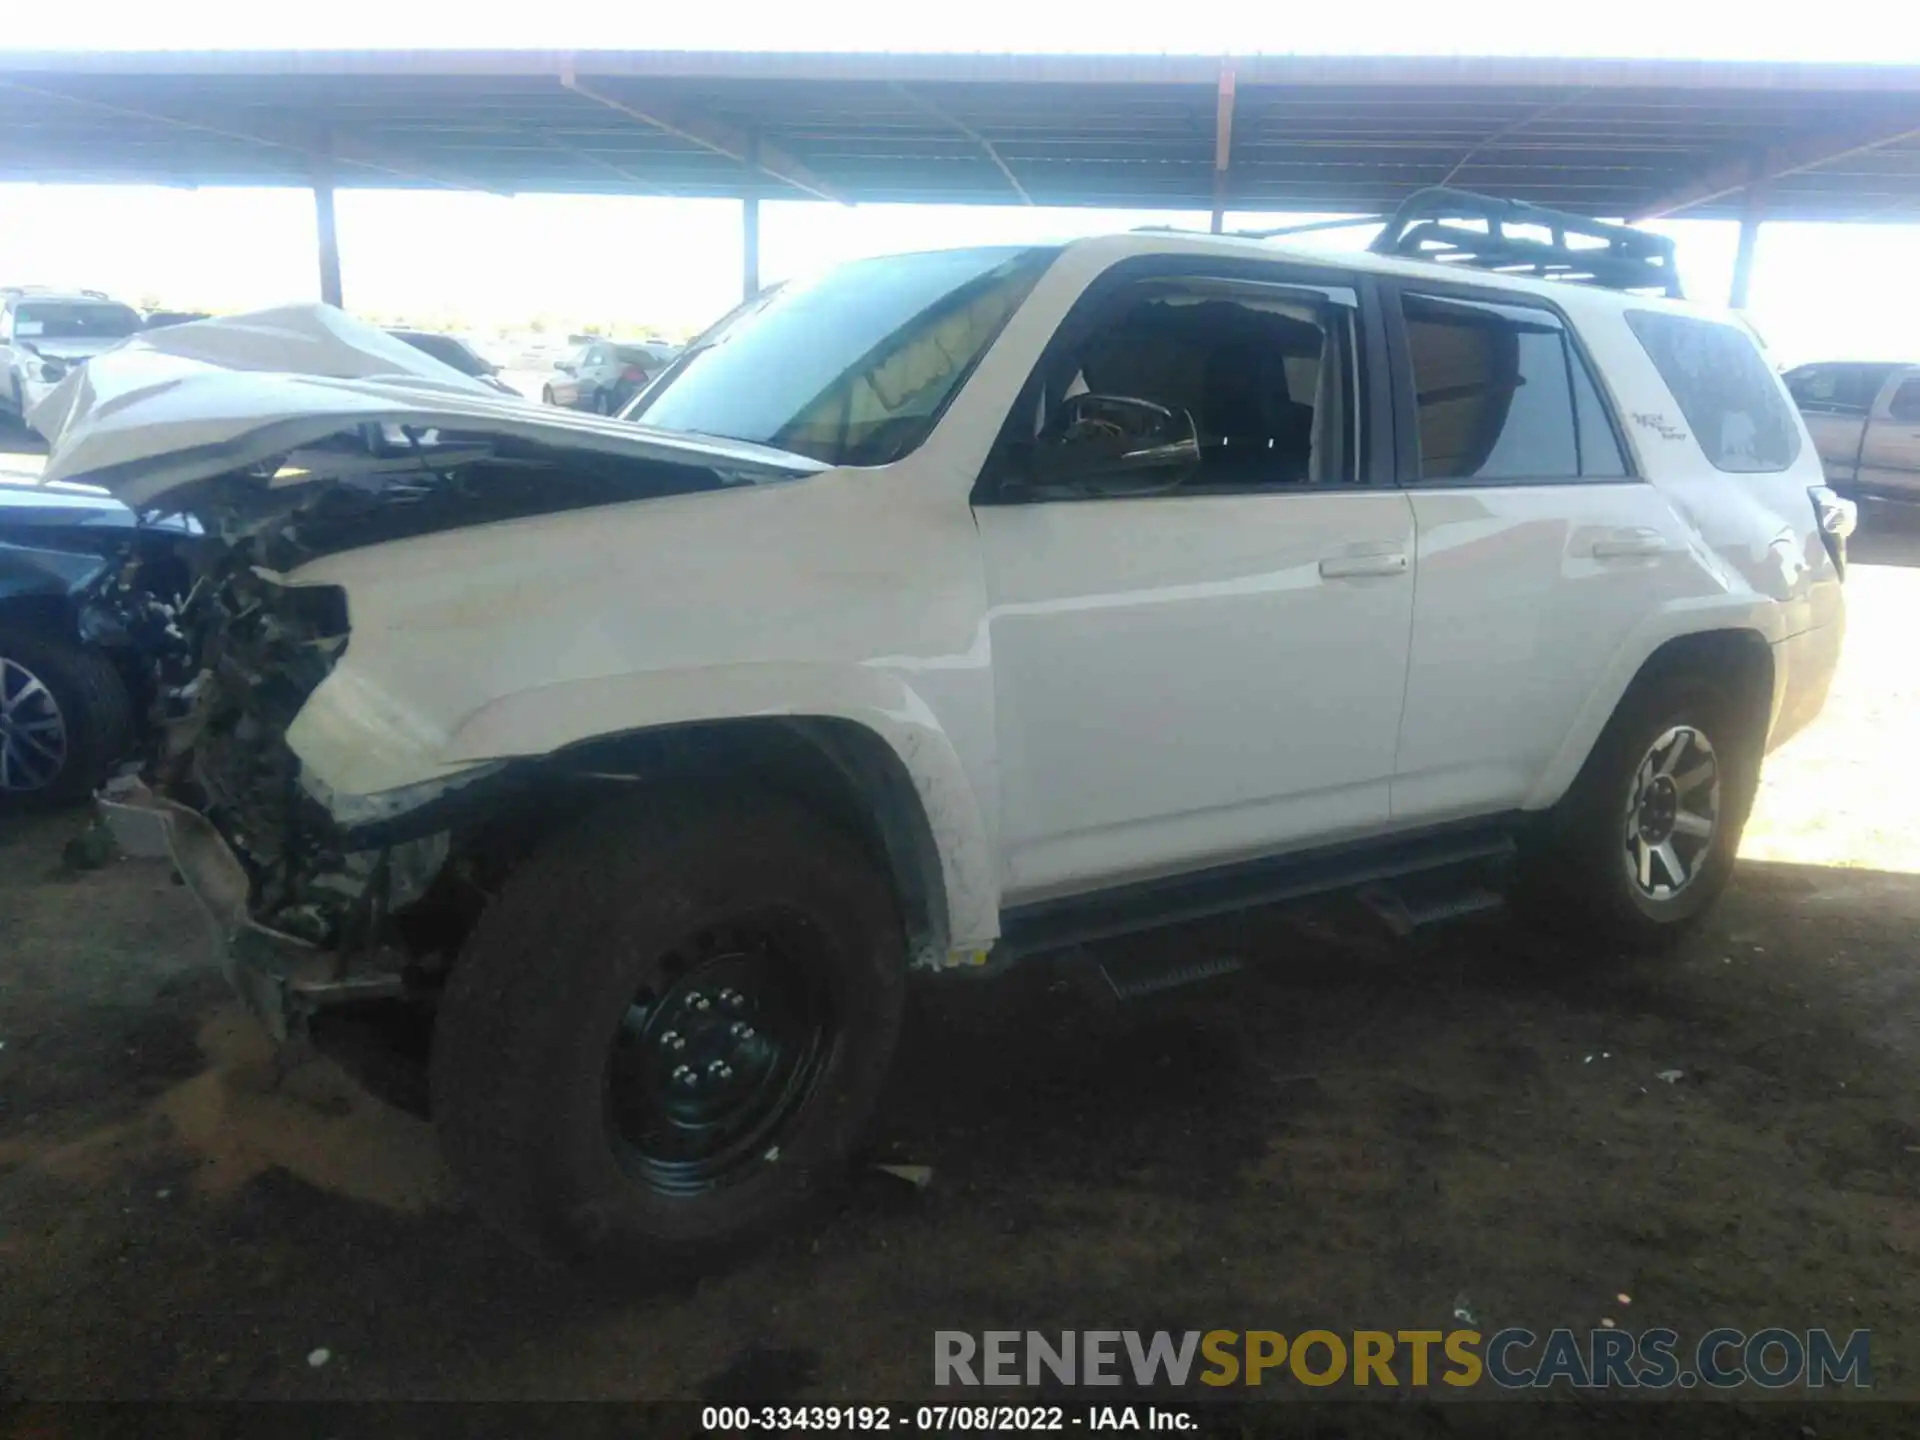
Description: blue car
0,471,191,805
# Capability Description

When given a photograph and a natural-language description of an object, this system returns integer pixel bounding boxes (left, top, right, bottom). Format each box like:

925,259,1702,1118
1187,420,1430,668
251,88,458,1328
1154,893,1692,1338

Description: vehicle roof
4,291,134,306
1049,230,1728,325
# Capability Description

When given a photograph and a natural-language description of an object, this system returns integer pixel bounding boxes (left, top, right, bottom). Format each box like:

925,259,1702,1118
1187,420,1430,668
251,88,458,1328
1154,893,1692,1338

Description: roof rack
1368,187,1683,299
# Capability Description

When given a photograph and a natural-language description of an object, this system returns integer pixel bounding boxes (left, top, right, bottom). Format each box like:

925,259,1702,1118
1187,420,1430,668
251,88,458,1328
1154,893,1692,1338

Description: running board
1356,882,1506,938
998,818,1520,961
1098,951,1247,1001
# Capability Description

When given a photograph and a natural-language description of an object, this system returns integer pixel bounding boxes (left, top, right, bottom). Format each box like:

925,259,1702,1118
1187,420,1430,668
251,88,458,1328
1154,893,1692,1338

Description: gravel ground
2,500,1918,1427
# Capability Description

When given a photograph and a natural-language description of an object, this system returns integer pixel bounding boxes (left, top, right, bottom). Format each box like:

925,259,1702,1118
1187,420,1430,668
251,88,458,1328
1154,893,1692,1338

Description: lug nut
707,1060,734,1080
671,1063,696,1087
661,1030,685,1051
729,1022,756,1041
720,988,745,1010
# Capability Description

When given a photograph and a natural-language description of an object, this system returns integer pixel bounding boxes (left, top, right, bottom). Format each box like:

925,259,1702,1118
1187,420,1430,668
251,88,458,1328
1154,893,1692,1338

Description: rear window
1626,310,1801,474
1401,293,1627,482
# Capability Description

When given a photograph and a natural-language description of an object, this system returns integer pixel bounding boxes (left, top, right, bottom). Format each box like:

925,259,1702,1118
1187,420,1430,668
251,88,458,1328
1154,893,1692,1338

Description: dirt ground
3,499,1919,1422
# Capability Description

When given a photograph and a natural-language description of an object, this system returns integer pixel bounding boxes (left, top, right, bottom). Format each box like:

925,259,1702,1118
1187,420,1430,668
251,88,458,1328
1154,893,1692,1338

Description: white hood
33,304,822,506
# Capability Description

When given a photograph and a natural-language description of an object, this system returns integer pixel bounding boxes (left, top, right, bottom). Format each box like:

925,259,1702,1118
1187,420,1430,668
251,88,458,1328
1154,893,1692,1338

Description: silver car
1,290,144,432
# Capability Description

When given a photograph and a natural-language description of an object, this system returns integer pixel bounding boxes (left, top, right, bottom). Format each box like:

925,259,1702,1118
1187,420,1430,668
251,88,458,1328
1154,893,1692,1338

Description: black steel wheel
431,785,904,1271
606,913,838,1196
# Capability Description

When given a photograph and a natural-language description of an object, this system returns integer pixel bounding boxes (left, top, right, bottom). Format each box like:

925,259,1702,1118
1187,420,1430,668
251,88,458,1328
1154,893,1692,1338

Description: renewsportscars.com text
934,1328,1871,1391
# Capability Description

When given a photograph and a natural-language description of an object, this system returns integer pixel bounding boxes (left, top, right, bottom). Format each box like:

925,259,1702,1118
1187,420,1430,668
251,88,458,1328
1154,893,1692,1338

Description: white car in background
46,191,1850,1272
1,290,144,431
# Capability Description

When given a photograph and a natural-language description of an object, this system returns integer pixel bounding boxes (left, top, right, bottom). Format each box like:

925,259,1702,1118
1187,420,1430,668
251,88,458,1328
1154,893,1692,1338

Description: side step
1097,951,1246,1001
1357,882,1506,938
998,817,1520,962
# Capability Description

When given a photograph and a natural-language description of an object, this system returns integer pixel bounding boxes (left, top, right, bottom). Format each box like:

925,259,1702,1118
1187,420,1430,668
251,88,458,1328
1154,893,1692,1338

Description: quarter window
1401,294,1624,481
1625,310,1801,473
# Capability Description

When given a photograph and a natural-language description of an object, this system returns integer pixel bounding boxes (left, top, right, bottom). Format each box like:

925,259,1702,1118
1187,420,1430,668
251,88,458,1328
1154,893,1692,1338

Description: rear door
1860,371,1920,498
973,261,1418,901
1382,284,1700,822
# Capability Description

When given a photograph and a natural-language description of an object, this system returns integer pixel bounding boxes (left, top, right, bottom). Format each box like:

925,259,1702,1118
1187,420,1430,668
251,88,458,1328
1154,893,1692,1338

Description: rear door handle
1589,527,1671,560
1319,547,1409,579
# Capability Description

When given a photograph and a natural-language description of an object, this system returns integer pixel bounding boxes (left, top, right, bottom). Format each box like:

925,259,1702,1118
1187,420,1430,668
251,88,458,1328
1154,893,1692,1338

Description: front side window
11,301,142,343
632,246,1056,467
1400,293,1624,482
1626,310,1801,473
994,274,1358,496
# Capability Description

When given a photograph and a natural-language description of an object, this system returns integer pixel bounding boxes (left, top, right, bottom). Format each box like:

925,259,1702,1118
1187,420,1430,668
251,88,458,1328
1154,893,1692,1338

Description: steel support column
1210,63,1236,234
742,192,761,300
312,154,343,308
1729,180,1765,309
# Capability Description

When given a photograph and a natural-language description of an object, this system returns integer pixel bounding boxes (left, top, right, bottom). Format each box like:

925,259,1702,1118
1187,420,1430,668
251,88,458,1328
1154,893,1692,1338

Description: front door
1861,373,1920,499
973,267,1417,903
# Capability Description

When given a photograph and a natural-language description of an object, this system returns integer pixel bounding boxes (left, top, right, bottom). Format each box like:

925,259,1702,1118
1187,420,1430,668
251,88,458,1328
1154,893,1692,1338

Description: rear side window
1401,293,1626,481
1890,379,1920,423
1626,310,1801,473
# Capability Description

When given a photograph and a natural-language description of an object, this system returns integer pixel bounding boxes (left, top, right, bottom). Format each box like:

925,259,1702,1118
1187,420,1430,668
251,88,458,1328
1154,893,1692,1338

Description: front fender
290,657,1002,951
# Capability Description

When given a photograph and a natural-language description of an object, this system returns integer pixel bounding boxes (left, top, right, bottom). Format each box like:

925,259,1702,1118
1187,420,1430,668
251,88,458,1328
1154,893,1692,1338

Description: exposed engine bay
126,423,773,961
31,304,825,1024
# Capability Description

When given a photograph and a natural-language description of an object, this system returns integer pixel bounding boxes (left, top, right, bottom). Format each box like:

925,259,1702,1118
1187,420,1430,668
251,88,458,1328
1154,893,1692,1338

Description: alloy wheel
0,655,69,793
1622,724,1720,900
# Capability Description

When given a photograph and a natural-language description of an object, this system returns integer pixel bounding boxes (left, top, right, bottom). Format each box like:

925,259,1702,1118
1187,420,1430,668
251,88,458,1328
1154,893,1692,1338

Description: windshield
14,301,143,342
631,246,1057,466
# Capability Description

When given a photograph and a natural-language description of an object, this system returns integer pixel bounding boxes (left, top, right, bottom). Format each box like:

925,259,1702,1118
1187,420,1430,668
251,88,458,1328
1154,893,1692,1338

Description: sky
3,5,1918,365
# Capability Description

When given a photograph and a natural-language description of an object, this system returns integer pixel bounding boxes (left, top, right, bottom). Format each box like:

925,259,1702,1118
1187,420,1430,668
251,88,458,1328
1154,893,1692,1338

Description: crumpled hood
33,304,823,507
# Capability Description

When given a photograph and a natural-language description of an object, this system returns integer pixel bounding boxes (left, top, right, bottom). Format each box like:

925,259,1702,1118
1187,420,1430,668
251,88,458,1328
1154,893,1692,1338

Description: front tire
430,787,905,1270
0,630,134,808
1519,674,1761,950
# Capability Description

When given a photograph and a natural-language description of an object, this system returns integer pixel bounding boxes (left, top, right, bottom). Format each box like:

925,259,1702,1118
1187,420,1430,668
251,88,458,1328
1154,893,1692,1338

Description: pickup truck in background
1785,362,1920,500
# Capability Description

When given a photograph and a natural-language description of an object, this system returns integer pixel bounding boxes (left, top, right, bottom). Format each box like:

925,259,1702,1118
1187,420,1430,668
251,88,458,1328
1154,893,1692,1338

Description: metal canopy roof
3,50,1920,222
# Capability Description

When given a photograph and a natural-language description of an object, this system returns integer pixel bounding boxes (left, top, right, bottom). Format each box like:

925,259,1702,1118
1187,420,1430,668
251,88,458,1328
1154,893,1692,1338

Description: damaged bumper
98,780,403,1041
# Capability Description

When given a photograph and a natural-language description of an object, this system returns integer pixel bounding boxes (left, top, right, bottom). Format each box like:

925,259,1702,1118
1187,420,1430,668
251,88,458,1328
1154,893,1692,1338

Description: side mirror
1031,394,1201,494
555,360,577,375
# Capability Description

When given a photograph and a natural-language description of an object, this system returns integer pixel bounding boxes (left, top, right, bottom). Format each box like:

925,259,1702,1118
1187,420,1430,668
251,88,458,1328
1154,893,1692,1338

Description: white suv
0,288,144,430
48,194,1849,1269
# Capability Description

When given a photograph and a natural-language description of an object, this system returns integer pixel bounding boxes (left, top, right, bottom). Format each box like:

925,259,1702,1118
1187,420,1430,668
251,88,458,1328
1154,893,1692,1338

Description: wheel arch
549,715,966,970
1528,625,1776,812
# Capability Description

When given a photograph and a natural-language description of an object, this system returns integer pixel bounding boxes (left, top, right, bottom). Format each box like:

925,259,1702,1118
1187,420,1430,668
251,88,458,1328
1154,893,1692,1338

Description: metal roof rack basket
1368,187,1684,298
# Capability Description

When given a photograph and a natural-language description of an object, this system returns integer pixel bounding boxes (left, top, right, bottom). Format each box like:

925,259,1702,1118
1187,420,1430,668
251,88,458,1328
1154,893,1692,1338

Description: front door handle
1319,548,1409,579
1589,527,1671,560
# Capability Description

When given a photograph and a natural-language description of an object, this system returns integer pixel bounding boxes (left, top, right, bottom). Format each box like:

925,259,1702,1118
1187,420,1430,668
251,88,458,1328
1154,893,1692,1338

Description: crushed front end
100,549,455,1038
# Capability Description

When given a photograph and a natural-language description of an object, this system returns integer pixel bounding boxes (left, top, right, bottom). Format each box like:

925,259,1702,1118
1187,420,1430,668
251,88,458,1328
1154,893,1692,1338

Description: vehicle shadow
8,850,1920,1399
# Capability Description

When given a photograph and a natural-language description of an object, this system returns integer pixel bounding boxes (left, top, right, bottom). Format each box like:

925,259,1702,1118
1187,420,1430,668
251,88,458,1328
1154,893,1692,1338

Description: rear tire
430,787,905,1271
1518,673,1762,951
0,629,135,809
